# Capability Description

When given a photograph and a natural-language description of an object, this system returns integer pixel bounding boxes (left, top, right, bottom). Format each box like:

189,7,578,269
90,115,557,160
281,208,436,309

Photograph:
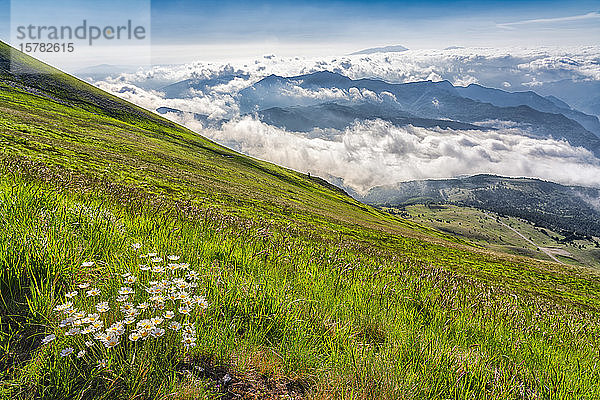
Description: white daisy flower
178,306,191,316
65,291,78,299
118,287,134,295
182,337,196,349
138,329,151,340
85,341,94,348
65,327,81,336
175,281,188,290
54,302,73,312
103,336,120,348
151,328,165,338
77,350,86,358
136,319,154,331
81,261,95,267
139,264,151,271
90,320,104,330
83,313,100,323
129,331,141,342
186,271,199,280
167,255,180,261
196,296,209,310
164,310,175,319
132,243,142,250
81,326,95,335
152,265,165,274
60,347,74,357
77,283,90,289
169,321,181,331
73,311,86,320
106,323,125,336
95,302,110,313
145,286,160,295
167,263,179,271
149,295,164,303
182,323,195,334
86,288,101,297
41,334,56,345
94,332,110,342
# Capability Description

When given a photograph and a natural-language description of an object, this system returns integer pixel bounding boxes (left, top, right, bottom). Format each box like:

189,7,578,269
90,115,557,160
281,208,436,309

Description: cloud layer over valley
162,114,600,193
89,46,600,192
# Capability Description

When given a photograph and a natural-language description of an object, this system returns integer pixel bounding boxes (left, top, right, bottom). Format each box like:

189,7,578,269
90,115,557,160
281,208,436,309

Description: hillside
387,204,600,269
2,42,600,399
360,174,600,238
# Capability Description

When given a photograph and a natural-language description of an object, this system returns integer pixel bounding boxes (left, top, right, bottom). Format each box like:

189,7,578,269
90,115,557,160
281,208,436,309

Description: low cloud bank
162,113,600,193
94,46,600,102
91,46,600,192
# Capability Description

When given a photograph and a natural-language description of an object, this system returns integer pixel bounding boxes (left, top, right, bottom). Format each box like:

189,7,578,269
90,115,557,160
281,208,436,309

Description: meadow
1,41,600,399
393,204,600,269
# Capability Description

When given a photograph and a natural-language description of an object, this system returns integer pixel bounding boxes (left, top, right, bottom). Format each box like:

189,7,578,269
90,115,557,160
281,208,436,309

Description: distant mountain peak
350,45,409,55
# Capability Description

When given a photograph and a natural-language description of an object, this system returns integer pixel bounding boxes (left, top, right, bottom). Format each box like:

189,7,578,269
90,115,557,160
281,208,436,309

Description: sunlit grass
1,41,600,398
1,165,600,399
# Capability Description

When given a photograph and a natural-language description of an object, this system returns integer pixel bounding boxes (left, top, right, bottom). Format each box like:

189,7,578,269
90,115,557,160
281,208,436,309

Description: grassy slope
1,41,450,243
1,42,600,399
393,204,600,269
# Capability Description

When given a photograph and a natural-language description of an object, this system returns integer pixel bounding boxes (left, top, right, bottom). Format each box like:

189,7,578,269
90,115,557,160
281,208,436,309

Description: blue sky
1,0,599,64
151,0,600,47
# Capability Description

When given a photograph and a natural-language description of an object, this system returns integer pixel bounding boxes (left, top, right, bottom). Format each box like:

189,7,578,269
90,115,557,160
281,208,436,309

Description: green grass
3,162,600,400
1,41,600,399
394,204,600,269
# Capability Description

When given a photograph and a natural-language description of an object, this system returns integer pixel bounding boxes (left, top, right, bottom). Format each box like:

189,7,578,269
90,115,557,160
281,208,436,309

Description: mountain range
157,70,600,158
350,45,409,55
237,71,600,155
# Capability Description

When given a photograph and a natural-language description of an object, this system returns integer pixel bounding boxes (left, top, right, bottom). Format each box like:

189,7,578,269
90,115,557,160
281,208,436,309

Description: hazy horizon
1,0,599,69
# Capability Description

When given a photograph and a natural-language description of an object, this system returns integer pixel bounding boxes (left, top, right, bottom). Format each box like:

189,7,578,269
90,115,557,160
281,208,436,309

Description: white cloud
453,75,479,87
92,46,600,94
95,80,239,119
497,12,600,30
164,114,600,193
87,46,600,192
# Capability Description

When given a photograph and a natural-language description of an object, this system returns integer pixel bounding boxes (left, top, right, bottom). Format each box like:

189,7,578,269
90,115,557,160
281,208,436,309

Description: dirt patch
540,247,573,258
176,358,307,399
